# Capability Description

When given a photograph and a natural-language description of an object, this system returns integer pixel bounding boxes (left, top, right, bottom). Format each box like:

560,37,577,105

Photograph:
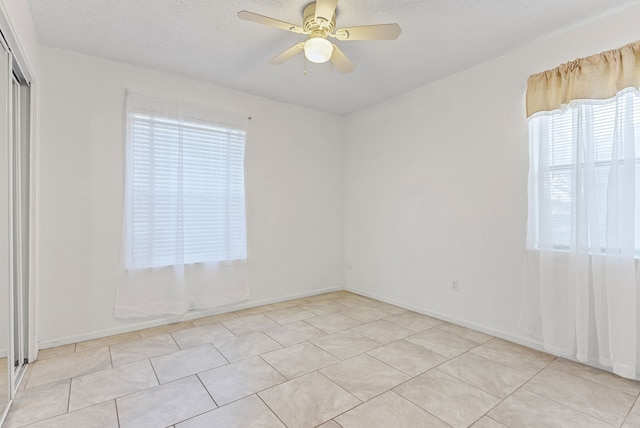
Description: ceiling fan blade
330,44,355,74
315,0,338,23
237,11,305,34
269,42,305,65
334,23,401,41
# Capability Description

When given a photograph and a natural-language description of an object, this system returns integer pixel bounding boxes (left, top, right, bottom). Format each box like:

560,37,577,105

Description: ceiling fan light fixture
238,0,401,73
304,37,333,63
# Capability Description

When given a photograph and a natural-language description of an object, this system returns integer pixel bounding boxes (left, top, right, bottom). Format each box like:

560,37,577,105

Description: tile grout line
260,329,291,349
387,378,456,427
66,377,72,413
148,358,162,386
108,344,114,369
364,347,433,378
378,344,460,393
195,373,218,408
255,393,289,428
257,354,291,382
519,371,632,427
374,342,499,426
314,348,452,427
547,359,640,397
462,345,541,378
208,342,231,367
114,398,122,428
480,355,559,423
522,388,620,427
314,371,362,424
432,343,544,423
623,396,640,425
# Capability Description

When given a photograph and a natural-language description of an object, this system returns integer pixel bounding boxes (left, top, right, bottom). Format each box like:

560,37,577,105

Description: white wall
344,5,640,345
36,47,345,345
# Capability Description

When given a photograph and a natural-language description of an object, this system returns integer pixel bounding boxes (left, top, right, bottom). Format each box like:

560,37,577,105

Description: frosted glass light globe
304,38,333,63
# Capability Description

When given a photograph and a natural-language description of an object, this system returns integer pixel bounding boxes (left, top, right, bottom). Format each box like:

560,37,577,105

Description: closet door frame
0,0,38,409
8,69,30,393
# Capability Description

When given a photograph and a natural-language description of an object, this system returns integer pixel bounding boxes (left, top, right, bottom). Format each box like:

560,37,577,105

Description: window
124,92,247,269
523,41,640,381
527,88,640,254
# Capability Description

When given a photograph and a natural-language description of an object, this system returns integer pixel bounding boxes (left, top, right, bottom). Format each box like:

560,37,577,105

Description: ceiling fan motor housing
303,2,336,36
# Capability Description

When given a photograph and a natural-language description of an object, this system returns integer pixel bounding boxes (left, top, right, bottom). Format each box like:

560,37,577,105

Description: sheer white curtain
115,92,250,319
522,41,640,379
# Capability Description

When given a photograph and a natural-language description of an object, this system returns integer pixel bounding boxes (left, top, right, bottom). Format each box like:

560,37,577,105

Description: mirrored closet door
0,27,31,424
10,63,30,390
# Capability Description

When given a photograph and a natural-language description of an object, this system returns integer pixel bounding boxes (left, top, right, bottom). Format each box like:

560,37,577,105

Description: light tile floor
0,357,8,416
4,291,640,427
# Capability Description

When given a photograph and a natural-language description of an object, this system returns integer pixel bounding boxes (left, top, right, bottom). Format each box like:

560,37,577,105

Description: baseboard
345,286,547,352
37,285,343,351
346,286,640,380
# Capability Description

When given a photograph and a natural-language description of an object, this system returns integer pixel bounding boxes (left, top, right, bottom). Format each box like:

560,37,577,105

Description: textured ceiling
26,0,640,115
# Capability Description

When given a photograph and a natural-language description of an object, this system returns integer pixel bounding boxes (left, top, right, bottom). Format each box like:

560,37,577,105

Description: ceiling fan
237,0,401,74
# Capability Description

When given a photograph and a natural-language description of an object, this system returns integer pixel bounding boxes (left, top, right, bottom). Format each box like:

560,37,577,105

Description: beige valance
526,40,640,117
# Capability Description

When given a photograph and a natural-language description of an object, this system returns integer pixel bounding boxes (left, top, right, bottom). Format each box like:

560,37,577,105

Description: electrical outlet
451,280,459,292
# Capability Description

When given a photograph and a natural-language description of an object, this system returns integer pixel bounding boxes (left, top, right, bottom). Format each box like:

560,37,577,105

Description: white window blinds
528,88,640,253
124,92,247,269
